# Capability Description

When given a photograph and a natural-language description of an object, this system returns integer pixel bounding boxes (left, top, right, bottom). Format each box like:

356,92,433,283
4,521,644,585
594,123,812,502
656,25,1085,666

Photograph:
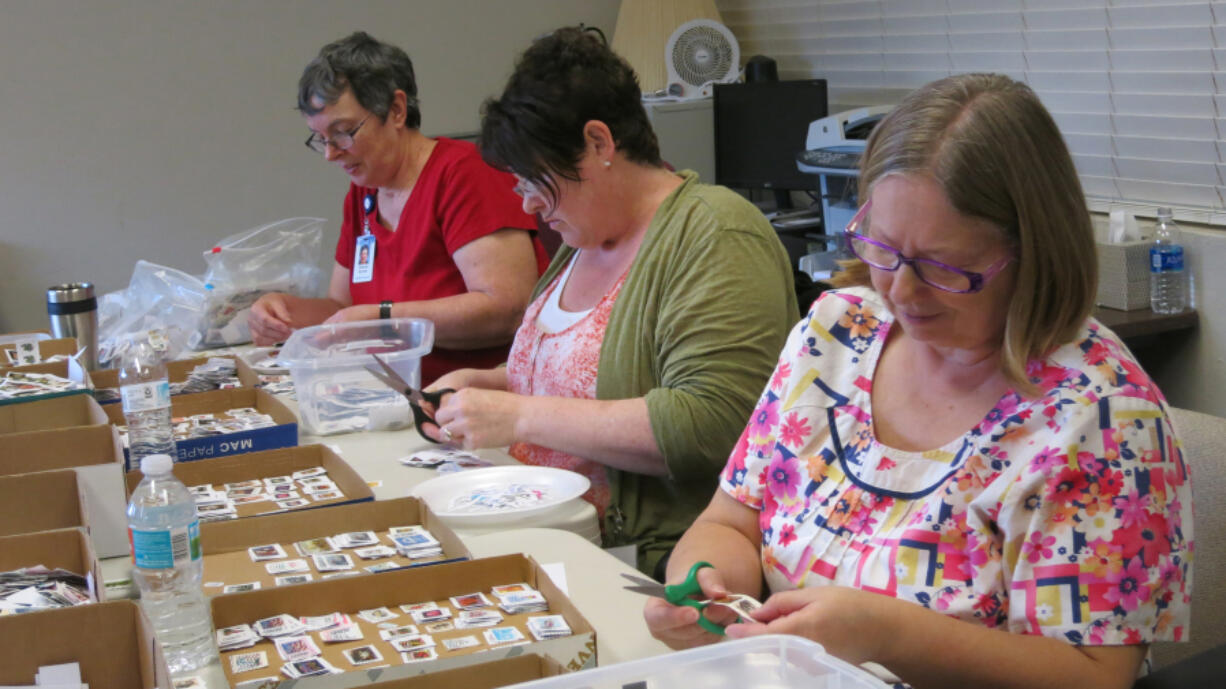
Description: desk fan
664,19,740,99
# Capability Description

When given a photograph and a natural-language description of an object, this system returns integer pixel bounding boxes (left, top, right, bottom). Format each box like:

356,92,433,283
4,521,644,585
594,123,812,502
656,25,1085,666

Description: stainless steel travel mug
46,282,98,370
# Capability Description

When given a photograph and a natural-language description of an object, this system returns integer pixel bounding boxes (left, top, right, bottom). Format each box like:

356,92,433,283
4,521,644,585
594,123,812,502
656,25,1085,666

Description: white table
302,423,600,542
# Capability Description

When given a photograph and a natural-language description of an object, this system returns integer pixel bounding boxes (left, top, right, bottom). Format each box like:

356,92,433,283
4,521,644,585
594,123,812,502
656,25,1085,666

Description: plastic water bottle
120,339,177,469
127,454,218,675
1149,207,1188,314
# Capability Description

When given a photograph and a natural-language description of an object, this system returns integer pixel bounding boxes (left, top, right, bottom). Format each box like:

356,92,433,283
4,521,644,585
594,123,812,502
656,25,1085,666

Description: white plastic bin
504,635,891,689
279,318,433,436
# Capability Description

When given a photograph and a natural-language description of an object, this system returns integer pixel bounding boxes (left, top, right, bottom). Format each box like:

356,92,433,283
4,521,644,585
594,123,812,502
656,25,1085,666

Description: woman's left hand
324,304,379,324
431,388,527,449
725,585,889,666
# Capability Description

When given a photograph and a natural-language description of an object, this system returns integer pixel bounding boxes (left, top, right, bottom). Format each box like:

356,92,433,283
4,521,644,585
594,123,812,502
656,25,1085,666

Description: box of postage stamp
198,496,470,596
210,553,595,689
105,387,297,466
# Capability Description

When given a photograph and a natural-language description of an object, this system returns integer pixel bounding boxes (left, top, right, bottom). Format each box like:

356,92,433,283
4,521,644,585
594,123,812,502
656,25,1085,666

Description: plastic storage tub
279,318,433,436
504,635,891,689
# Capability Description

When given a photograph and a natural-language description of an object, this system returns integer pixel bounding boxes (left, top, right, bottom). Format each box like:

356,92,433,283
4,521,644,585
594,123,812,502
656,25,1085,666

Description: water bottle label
129,521,201,569
1150,246,1185,273
121,380,171,413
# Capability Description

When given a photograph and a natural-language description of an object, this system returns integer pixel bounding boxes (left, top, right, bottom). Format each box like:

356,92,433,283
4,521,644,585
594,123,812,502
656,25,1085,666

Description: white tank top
535,253,593,334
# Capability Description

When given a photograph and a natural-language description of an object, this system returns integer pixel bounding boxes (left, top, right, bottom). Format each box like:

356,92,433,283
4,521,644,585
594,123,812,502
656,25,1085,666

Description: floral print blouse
721,287,1193,646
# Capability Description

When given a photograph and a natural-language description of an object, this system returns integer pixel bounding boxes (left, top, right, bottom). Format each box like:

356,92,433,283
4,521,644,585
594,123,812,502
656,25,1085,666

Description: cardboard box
0,469,87,538
366,653,564,688
0,330,51,346
125,444,373,517
198,497,470,594
0,358,94,407
0,393,109,434
90,354,260,404
0,336,78,367
106,388,297,465
211,554,596,689
0,424,129,557
0,599,170,689
0,527,104,605
1096,240,1152,311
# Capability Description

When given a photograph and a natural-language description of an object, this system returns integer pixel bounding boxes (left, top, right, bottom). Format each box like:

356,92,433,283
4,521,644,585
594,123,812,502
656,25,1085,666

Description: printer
793,105,891,282
796,105,892,174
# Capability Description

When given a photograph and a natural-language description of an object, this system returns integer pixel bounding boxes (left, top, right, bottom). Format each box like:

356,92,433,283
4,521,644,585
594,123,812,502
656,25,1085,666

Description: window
718,0,1226,223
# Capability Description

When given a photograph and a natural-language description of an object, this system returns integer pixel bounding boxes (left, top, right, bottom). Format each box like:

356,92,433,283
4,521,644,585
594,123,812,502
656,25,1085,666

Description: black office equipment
713,79,829,208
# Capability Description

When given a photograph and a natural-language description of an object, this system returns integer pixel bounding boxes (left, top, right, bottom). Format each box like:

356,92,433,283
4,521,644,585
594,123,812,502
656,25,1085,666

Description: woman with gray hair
250,31,549,383
645,73,1193,688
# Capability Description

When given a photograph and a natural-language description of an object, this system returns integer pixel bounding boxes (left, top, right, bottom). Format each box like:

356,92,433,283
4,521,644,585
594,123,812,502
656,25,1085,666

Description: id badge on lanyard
352,193,377,284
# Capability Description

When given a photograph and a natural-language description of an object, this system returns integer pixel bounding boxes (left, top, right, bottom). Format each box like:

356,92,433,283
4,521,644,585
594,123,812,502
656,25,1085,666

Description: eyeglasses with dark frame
843,199,1014,294
304,116,370,154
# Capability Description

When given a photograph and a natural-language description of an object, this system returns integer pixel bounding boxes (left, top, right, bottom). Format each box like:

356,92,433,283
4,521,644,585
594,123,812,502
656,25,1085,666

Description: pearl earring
603,160,611,168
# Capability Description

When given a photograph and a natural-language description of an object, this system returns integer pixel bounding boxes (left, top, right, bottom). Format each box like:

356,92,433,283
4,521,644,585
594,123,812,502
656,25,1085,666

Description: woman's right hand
643,566,740,650
248,293,295,345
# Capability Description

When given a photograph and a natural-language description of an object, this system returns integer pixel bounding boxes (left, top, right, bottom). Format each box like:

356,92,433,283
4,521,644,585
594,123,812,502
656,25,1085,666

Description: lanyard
362,193,376,235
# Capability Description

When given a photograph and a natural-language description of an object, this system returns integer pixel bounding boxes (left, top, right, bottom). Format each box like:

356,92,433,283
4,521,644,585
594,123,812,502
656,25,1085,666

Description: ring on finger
439,426,454,442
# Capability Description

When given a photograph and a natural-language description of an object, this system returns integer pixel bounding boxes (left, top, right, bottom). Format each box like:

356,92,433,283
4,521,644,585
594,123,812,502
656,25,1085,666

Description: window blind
716,0,1226,223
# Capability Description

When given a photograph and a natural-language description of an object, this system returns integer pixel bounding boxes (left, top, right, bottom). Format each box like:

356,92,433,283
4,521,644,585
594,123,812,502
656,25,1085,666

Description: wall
1142,225,1226,415
0,0,619,332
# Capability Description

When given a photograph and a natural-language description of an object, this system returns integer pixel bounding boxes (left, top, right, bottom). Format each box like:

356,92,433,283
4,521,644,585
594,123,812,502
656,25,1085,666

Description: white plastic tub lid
503,635,892,688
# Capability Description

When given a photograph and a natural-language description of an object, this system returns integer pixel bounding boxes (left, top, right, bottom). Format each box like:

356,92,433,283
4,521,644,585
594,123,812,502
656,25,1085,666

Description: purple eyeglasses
843,200,1013,294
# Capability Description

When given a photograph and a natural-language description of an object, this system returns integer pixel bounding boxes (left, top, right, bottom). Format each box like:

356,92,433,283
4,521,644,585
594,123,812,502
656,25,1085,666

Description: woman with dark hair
249,31,550,383
426,27,798,577
645,73,1192,688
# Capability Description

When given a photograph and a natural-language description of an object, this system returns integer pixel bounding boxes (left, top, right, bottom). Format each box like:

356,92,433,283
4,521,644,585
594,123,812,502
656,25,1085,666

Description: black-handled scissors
364,353,456,443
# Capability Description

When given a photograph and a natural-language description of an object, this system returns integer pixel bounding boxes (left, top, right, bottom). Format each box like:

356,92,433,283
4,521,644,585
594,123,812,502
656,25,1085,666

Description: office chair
1150,407,1226,669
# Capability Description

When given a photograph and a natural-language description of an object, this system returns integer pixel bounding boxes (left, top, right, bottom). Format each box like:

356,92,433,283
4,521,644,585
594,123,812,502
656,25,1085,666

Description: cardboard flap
0,600,169,689
0,337,78,368
0,394,108,434
91,354,259,391
0,469,86,537
365,653,563,688
0,424,121,476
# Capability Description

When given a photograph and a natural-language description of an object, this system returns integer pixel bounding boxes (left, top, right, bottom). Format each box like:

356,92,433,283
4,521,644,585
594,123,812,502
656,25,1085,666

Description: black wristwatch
379,301,393,319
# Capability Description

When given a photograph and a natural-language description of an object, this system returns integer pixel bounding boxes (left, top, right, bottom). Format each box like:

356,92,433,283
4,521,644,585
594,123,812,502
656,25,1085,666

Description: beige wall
0,0,619,332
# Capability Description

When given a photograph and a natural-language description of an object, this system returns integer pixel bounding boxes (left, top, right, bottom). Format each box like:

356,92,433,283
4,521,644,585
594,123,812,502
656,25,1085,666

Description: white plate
409,466,590,525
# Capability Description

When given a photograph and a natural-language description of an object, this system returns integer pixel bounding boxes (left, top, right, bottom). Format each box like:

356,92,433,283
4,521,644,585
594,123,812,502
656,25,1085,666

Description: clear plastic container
279,318,434,436
505,635,891,689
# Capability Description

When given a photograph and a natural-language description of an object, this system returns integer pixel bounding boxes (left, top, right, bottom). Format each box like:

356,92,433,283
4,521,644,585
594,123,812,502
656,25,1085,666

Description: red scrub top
335,137,548,384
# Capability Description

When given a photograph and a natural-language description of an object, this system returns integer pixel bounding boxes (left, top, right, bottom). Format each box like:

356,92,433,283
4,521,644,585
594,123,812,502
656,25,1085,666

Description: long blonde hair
834,73,1096,394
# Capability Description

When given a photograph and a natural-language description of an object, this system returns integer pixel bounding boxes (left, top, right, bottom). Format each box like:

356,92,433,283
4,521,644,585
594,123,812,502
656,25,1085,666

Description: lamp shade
611,0,724,93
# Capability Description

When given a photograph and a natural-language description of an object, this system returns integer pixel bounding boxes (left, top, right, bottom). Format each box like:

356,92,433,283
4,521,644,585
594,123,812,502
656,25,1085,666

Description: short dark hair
479,26,662,202
298,31,421,129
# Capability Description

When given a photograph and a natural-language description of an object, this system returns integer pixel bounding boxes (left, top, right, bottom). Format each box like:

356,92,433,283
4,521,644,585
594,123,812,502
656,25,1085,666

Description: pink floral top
721,287,1193,646
505,265,627,517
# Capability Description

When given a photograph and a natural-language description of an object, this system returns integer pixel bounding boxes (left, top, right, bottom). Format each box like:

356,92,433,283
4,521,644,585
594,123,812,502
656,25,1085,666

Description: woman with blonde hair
645,73,1192,688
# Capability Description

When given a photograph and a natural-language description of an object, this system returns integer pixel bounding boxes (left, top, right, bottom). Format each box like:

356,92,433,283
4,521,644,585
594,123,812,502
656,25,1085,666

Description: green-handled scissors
620,560,726,635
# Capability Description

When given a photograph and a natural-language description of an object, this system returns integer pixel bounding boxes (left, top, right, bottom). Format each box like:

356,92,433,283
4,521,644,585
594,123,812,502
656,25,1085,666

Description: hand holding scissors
623,561,763,636
365,354,456,443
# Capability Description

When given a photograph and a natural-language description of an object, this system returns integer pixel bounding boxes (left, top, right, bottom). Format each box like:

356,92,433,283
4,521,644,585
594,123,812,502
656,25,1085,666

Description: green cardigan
529,171,797,575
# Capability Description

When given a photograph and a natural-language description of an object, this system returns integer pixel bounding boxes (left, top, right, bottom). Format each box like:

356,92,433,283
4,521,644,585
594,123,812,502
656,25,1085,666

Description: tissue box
1095,241,1151,311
